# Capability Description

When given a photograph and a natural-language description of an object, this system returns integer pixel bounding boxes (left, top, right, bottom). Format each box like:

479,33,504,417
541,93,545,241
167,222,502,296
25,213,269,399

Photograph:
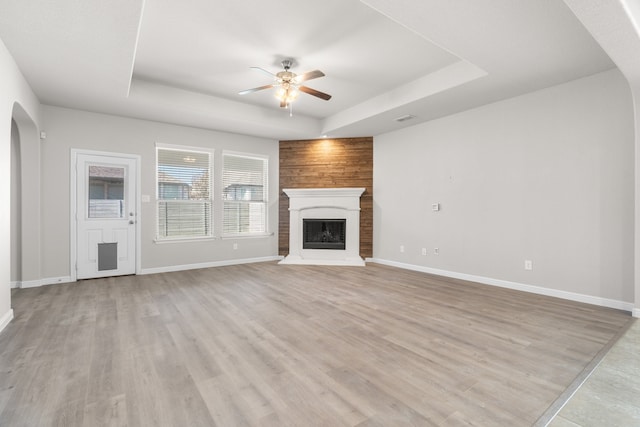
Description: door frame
70,149,142,281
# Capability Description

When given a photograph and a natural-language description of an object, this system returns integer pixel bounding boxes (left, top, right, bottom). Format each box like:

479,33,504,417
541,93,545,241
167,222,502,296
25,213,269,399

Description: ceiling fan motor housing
276,70,296,82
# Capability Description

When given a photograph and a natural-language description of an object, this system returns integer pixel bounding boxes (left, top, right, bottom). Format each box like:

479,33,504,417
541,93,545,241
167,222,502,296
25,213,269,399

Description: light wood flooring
0,262,632,426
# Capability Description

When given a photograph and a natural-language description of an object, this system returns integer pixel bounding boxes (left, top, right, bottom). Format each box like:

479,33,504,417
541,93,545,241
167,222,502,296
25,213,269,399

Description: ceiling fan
239,59,332,108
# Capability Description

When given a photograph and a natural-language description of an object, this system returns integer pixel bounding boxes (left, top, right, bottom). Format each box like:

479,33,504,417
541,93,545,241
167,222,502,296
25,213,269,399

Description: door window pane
88,165,125,218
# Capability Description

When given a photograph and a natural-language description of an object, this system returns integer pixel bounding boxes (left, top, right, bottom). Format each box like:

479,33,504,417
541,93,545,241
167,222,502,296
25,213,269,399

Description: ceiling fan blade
294,70,325,83
250,66,277,77
238,84,274,95
299,85,332,101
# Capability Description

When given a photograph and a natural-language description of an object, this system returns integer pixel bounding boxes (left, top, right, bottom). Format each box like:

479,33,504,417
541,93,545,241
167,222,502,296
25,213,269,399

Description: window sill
154,232,274,244
221,232,274,240
154,236,218,244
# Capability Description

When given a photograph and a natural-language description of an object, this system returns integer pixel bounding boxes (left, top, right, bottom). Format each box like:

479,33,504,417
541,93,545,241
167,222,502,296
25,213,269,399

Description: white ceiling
0,0,615,140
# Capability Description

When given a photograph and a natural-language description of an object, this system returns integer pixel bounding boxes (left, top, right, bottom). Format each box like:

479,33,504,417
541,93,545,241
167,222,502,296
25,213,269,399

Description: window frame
221,150,269,238
155,143,215,242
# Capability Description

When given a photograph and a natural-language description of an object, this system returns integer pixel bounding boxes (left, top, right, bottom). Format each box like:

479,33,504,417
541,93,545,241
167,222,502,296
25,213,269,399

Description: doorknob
129,220,135,225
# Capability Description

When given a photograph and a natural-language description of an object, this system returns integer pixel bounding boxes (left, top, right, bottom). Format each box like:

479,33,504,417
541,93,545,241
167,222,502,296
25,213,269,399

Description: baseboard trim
369,258,634,313
139,256,283,275
17,276,74,289
0,309,14,335
13,259,632,315
11,258,285,287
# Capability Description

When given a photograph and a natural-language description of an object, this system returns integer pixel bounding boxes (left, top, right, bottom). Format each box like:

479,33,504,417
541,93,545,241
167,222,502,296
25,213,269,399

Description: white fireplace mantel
279,187,366,266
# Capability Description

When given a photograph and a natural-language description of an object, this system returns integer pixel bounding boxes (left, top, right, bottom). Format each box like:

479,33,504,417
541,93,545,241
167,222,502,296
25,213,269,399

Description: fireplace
303,219,346,250
280,187,365,266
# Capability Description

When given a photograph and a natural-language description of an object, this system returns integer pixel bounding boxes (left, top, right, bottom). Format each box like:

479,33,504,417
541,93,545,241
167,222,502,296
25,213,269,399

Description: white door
75,153,137,279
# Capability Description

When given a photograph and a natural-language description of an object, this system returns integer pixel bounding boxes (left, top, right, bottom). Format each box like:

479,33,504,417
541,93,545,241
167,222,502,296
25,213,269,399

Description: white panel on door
75,153,137,279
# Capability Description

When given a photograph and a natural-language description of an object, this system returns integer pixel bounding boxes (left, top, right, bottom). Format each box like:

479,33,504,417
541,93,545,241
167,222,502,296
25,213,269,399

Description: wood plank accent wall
279,137,373,258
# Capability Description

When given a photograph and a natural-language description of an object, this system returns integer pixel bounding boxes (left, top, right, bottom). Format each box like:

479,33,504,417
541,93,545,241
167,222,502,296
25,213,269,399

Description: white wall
40,105,279,279
0,38,41,332
373,69,634,307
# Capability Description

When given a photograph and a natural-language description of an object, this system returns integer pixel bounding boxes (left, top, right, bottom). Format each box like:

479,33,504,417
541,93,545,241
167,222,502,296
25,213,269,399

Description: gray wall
10,119,21,283
40,106,279,279
0,36,41,328
373,69,634,304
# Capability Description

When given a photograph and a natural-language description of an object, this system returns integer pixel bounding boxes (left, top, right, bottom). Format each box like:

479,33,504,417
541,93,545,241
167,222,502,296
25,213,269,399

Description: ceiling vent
394,114,415,123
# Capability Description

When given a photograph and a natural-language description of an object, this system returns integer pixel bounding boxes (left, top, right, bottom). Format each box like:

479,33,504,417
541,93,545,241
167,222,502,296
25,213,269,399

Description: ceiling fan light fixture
288,86,299,99
275,85,299,104
240,59,331,108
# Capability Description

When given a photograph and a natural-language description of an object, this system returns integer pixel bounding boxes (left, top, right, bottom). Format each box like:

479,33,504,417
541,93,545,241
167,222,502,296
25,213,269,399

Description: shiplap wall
279,137,373,258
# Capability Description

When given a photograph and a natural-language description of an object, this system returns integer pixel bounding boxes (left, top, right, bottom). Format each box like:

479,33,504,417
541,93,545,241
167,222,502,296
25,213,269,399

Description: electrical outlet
400,245,405,253
421,248,427,256
434,248,439,255
524,260,532,270
233,243,238,250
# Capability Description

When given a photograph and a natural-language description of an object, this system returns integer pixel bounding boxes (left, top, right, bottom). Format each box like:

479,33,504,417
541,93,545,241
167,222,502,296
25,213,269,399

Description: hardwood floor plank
165,321,221,383
82,394,127,427
122,347,171,427
196,375,251,427
86,298,122,405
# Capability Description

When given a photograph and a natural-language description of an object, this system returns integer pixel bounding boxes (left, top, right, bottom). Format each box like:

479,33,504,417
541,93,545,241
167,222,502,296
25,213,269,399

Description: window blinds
222,153,267,235
157,147,212,239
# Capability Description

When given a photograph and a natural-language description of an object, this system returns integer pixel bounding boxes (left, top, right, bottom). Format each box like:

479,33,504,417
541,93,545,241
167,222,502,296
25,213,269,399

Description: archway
10,119,21,286
10,103,41,288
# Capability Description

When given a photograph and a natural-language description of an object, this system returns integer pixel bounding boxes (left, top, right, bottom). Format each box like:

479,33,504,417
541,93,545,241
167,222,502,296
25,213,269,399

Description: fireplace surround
279,188,365,266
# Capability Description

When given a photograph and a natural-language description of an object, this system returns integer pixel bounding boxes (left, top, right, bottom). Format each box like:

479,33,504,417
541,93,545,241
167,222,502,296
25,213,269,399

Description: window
222,152,268,236
156,146,212,240
88,165,125,218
